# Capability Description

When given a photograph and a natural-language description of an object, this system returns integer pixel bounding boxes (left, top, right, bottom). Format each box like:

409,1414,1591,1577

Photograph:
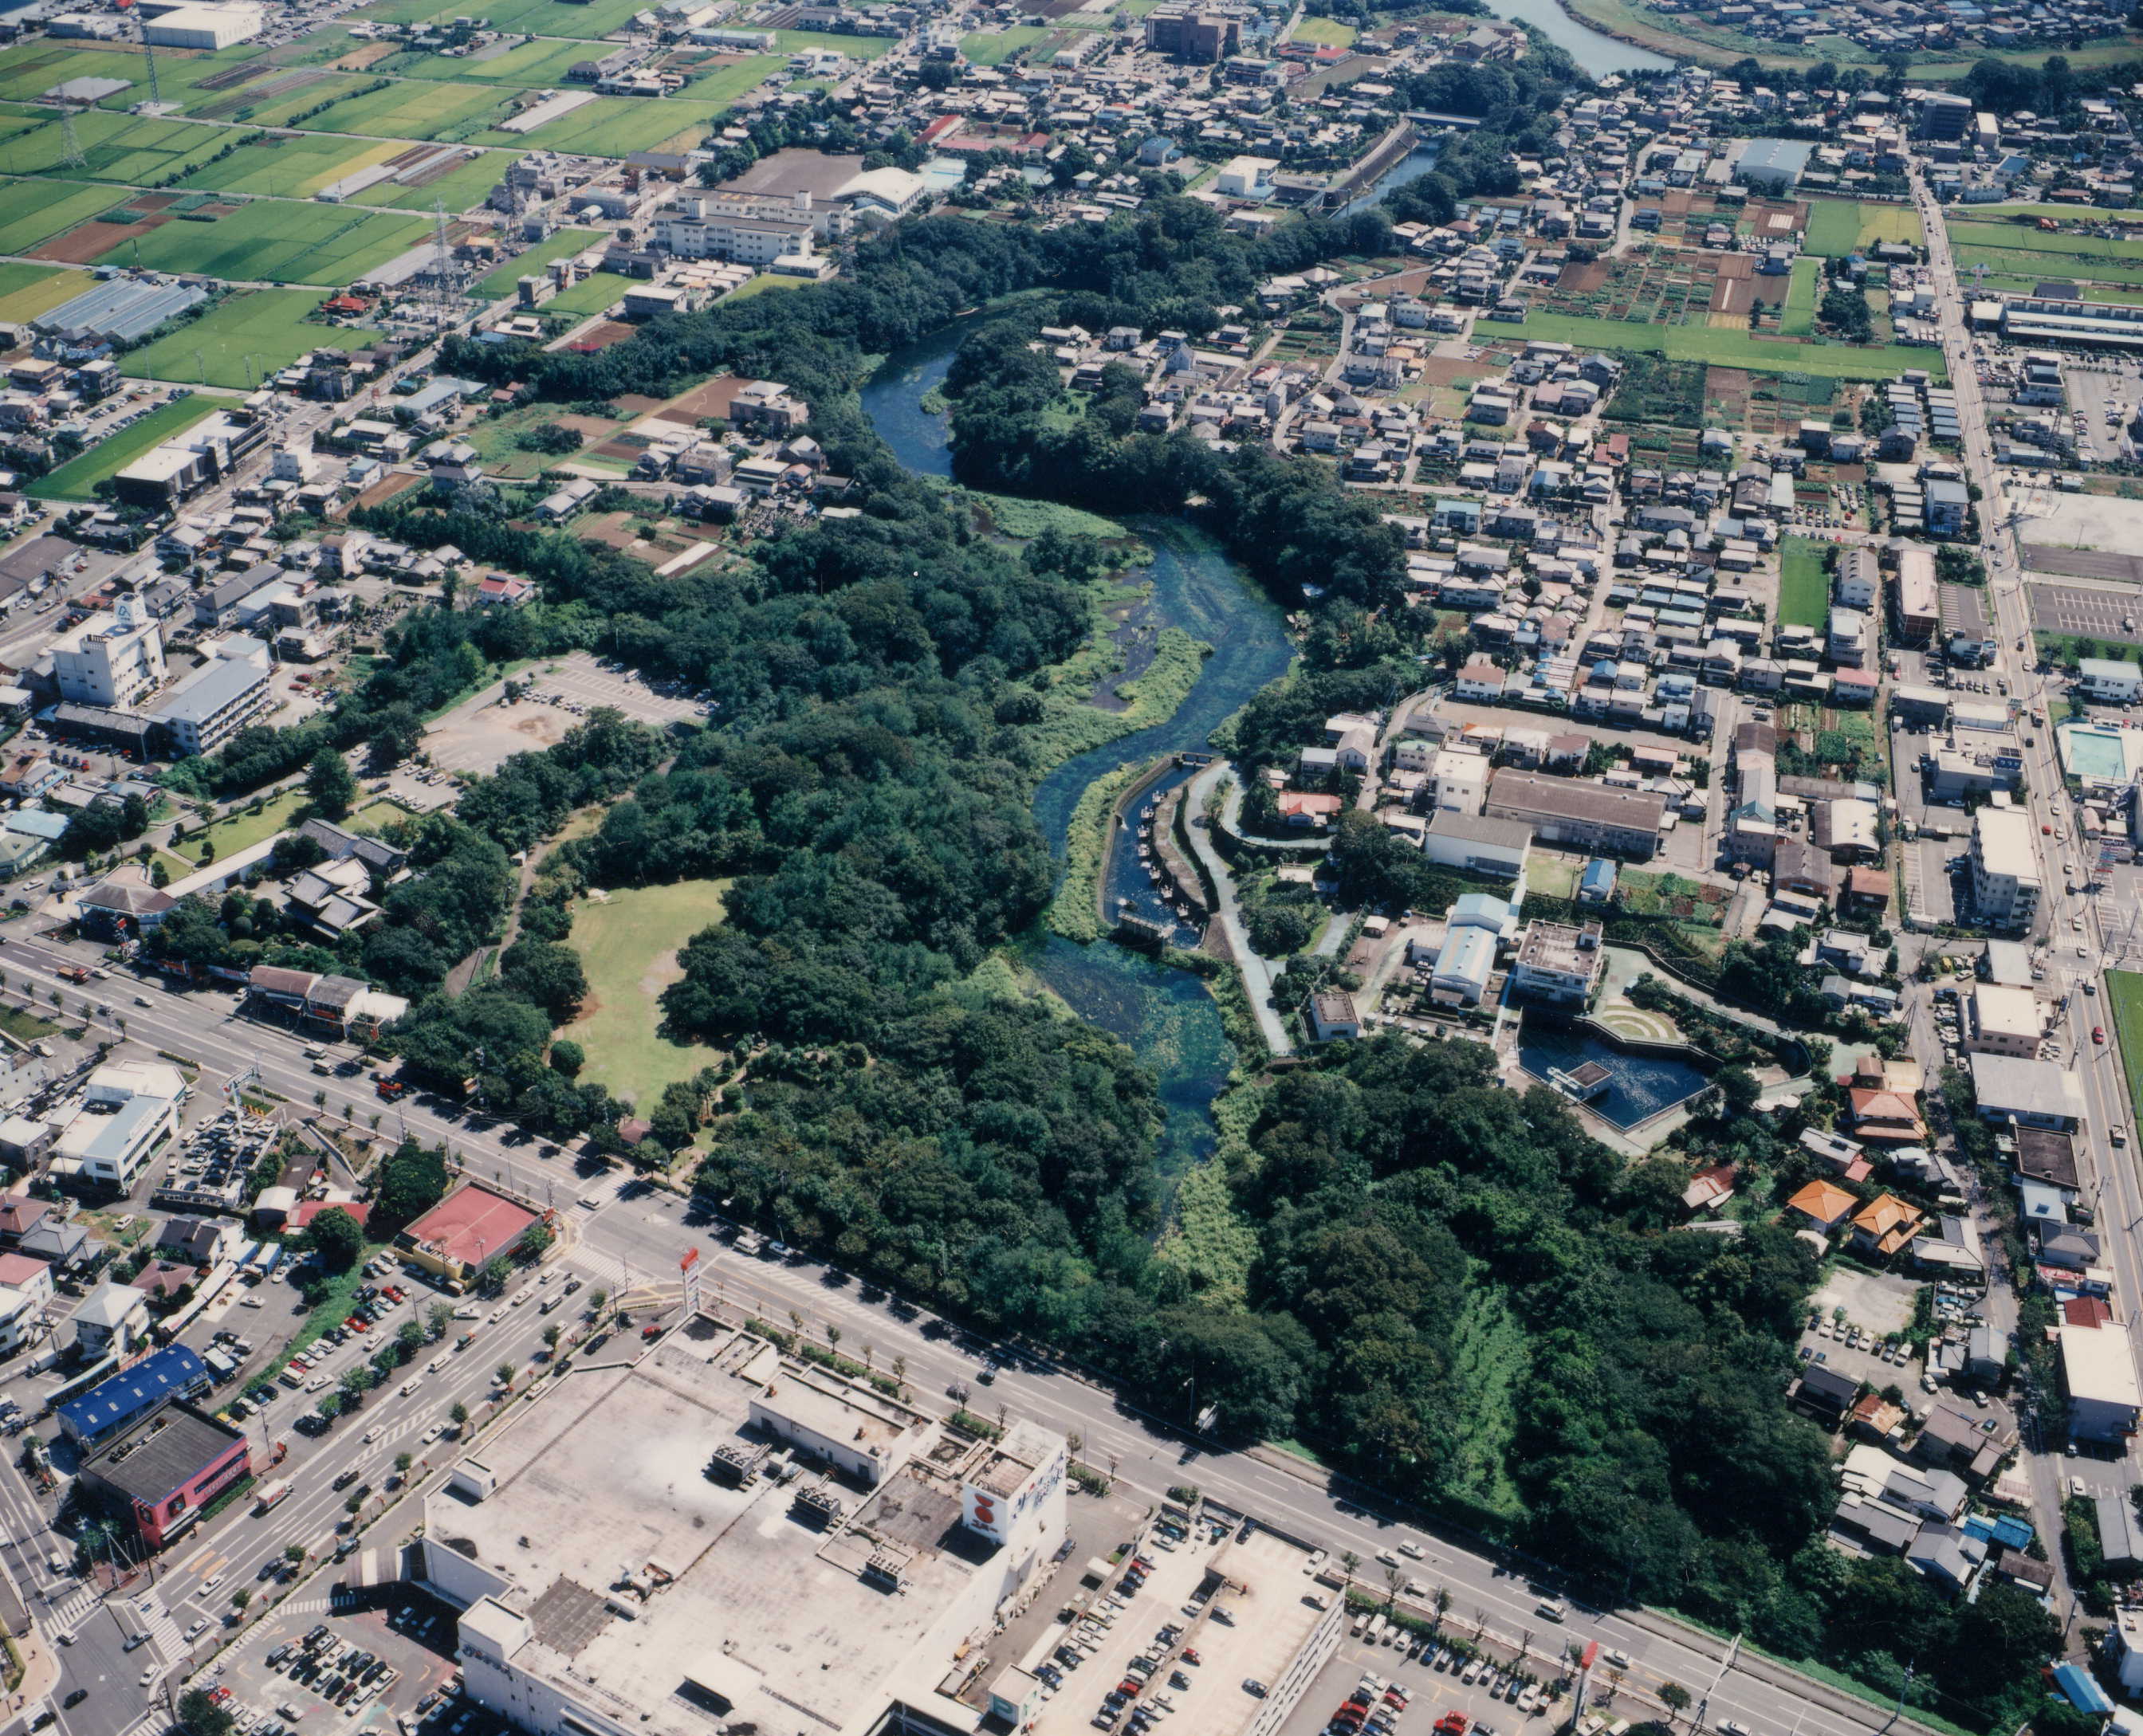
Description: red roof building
395,1184,540,1285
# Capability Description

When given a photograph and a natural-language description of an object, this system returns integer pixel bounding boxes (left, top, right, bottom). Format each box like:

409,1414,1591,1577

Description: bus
254,1479,292,1516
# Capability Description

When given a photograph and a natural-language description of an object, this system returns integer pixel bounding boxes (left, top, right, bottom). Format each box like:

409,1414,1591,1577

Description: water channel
859,335,1292,1171
1484,0,1675,73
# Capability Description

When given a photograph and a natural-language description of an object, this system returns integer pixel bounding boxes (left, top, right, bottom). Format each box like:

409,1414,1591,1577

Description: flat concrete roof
427,1329,1004,1736
716,147,867,201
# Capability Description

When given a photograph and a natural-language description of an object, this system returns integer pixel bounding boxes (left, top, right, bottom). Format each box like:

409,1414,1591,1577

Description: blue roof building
1578,859,1618,905
2054,1663,2113,1716
58,1345,208,1447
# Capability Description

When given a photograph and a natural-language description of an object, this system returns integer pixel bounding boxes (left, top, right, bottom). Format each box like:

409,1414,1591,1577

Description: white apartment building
50,603,165,709
153,634,276,758
655,193,836,268
1968,803,2043,931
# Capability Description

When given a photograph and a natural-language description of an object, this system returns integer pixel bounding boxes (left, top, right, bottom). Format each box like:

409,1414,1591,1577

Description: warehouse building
80,1403,250,1550
1484,770,1664,858
57,1345,210,1447
1734,138,1812,192
141,2,262,48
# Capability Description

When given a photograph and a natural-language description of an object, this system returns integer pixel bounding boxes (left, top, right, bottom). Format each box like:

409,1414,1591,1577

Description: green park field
98,201,430,285
1292,15,1357,43
541,270,633,317
559,880,732,1111
1777,537,1831,628
1780,256,1822,336
0,177,121,254
960,26,1048,63
27,395,216,501
120,288,387,388
1493,311,1945,382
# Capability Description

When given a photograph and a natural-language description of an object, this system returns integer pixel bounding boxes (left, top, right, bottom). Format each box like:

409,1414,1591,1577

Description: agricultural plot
27,395,217,501
402,37,596,84
1705,366,1841,437
188,69,371,126
120,287,387,388
0,110,230,184
1947,218,2143,261
1779,255,1822,336
470,228,604,300
1599,354,1710,427
0,176,125,255
1538,248,1739,326
961,25,1048,61
1943,242,2143,289
179,132,407,201
543,271,635,317
0,41,261,111
295,77,514,142
484,76,769,156
0,264,89,324
1976,270,2143,304
1499,310,1947,382
97,200,431,285
349,147,505,214
1292,14,1358,43
1800,198,1923,258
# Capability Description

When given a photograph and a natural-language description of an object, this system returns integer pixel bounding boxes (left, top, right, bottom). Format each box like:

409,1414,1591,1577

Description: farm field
178,132,407,201
1777,536,1831,628
559,879,732,1111
0,41,261,111
348,147,505,213
356,0,656,36
0,263,89,324
1800,198,1922,257
0,177,124,254
295,77,514,142
399,37,595,84
1946,218,2143,261
773,29,896,55
1496,310,1947,381
1780,255,1822,335
94,198,429,285
470,228,604,300
961,25,1048,61
2108,969,2143,1128
482,77,767,156
0,109,230,184
26,395,217,501
1941,240,2143,285
120,288,387,387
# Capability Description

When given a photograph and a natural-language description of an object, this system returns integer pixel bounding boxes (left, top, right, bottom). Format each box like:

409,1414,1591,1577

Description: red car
375,1079,407,1100
2095,1027,2107,1044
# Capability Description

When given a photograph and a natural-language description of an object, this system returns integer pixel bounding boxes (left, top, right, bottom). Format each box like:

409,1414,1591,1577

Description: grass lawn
189,789,308,862
122,289,387,389
773,29,895,55
543,270,634,317
559,879,731,1110
1780,255,1823,336
348,797,421,832
1944,241,2143,286
0,263,88,324
960,25,1048,62
1496,311,1947,382
99,205,430,288
470,228,604,300
26,395,216,501
1777,535,1831,627
462,401,626,478
1292,14,1357,43
2107,969,2143,1129
0,176,128,254
722,272,801,302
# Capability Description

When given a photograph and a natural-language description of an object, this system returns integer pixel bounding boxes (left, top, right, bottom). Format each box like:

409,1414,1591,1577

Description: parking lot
1269,1630,1576,1736
207,1584,466,1736
423,651,708,776
2027,579,2143,646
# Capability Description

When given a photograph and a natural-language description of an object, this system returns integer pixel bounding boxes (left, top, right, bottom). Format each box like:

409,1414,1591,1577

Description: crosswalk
281,1594,332,1617
568,1247,635,1294
112,1708,171,1736
45,1583,98,1632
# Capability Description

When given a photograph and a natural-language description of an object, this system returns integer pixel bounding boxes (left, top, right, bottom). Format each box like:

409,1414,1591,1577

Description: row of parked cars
1324,1673,1413,1736
265,1623,402,1719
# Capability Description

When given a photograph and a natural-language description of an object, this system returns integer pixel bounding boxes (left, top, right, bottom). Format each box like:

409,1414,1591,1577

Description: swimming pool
1516,1020,1710,1131
2058,721,2143,785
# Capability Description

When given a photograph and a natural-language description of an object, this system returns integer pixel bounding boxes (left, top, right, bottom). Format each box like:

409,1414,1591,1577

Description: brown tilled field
651,375,764,422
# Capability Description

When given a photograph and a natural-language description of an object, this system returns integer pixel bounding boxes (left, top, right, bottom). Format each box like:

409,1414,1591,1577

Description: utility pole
57,100,85,171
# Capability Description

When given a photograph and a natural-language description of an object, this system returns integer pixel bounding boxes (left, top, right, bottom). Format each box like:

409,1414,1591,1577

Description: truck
254,1479,292,1516
56,966,88,984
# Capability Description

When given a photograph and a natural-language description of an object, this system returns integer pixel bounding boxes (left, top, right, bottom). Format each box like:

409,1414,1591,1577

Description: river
1484,0,1675,72
859,335,1292,1172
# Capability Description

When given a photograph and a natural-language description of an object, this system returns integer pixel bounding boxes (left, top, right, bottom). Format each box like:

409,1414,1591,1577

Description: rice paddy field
27,394,218,501
0,109,230,183
0,41,263,111
96,199,431,285
469,228,604,300
0,176,125,254
393,37,598,84
348,147,505,212
481,79,765,155
773,29,897,56
178,132,411,200
960,25,1048,61
1946,218,2143,261
1493,311,1946,381
0,263,89,323
120,287,387,388
354,0,657,37
1799,198,1924,258
1779,255,1822,335
294,77,514,142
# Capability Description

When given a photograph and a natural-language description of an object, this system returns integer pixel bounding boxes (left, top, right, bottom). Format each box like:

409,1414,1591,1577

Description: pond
860,328,1294,1170
1515,1019,1711,1131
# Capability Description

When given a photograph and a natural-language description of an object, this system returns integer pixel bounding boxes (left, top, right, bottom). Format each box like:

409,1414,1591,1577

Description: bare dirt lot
650,375,770,424
423,650,707,775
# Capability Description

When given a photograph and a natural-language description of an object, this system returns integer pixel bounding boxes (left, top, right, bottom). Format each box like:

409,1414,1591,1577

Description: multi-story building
80,1403,252,1551
655,194,838,268
1968,803,2042,929
1484,770,1663,858
1144,7,1241,60
1508,919,1604,1007
49,603,165,709
152,634,275,758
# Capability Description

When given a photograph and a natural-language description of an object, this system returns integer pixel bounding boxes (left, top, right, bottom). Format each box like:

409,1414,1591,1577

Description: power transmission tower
142,33,163,108
430,197,459,328
57,100,84,171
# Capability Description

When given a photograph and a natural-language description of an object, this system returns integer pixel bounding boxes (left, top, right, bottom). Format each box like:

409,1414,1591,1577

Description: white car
139,1665,160,1690
362,1427,382,1445
422,1424,445,1445
1398,1542,1425,1560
